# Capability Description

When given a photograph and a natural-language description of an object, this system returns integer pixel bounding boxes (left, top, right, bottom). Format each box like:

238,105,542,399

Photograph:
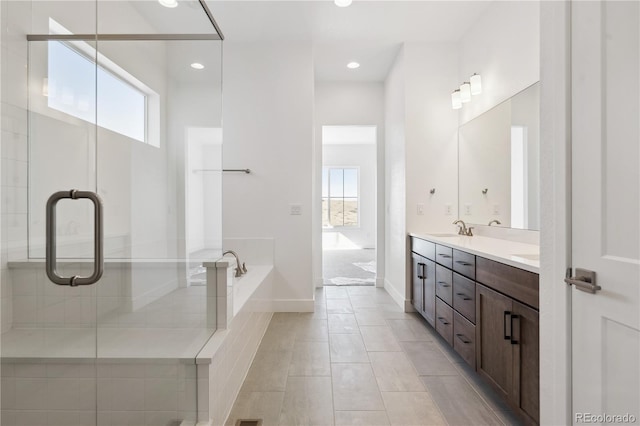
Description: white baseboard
384,279,406,310
376,277,385,288
315,277,324,288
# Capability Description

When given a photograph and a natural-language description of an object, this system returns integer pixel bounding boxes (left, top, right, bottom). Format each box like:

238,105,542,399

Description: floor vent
235,420,263,426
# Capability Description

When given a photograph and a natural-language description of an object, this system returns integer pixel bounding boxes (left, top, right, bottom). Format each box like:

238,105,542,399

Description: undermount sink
428,233,460,238
512,253,540,261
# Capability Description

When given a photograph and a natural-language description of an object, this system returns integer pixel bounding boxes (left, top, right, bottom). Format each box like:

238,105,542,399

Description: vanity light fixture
470,73,482,95
347,61,360,69
190,62,205,70
335,0,353,7
451,89,462,110
158,0,178,8
460,82,471,103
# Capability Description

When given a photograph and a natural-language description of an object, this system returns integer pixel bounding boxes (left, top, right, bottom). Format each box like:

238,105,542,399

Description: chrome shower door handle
46,190,104,286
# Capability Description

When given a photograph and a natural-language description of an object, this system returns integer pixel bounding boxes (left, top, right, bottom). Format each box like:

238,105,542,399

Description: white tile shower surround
226,286,525,426
1,257,275,425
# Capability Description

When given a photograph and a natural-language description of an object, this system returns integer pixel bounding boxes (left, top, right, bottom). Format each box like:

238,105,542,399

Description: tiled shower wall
1,0,31,333
1,359,198,425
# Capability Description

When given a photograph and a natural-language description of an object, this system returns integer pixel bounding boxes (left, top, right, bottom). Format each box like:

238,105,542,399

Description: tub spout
223,250,247,277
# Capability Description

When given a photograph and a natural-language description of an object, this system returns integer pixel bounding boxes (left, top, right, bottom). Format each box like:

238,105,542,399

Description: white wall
222,41,315,308
404,43,460,236
322,143,376,249
314,82,385,287
458,0,540,125
383,43,460,308
539,1,571,424
383,48,407,307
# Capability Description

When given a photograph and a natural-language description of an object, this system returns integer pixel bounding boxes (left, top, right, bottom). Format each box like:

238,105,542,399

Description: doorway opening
321,125,377,286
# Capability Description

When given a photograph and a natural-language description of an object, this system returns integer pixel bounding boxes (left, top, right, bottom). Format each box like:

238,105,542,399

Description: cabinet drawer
453,249,476,280
453,311,476,369
435,264,453,306
435,245,453,268
435,297,454,346
412,237,435,261
453,273,476,324
476,257,539,309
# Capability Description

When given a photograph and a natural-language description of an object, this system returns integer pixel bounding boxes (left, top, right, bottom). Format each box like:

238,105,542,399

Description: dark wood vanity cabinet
476,283,539,425
410,236,540,425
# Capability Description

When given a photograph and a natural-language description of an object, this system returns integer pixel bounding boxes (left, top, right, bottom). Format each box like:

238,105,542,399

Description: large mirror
458,82,540,230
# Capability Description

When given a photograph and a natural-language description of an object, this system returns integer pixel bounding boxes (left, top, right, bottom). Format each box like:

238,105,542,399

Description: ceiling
207,1,494,81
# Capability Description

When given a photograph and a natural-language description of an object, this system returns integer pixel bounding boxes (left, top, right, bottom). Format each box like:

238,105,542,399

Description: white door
571,1,640,423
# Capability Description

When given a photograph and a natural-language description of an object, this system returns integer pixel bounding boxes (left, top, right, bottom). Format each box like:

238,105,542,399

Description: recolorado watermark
576,413,637,424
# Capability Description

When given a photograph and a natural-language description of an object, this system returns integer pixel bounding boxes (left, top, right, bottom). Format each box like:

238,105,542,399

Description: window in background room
322,167,359,227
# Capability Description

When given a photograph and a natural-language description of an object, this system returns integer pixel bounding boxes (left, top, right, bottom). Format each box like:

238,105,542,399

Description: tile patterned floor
226,286,524,426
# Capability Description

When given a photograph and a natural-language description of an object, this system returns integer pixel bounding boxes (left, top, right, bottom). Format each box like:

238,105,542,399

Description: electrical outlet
445,204,453,216
464,204,472,215
290,204,302,215
493,204,500,215
417,204,424,215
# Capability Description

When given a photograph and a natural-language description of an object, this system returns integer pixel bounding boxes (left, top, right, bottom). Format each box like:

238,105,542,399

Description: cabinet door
476,284,513,399
423,259,436,327
411,253,425,314
512,301,539,424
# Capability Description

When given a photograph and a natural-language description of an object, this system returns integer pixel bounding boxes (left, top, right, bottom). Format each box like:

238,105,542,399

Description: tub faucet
488,220,501,226
223,250,247,277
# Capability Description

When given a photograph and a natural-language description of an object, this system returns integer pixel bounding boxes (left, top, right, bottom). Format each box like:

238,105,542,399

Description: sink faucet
453,220,474,236
222,250,247,277
488,219,501,226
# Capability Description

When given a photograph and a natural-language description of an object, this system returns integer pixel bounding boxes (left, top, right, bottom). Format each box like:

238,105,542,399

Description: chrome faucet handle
466,227,474,236
457,225,465,235
241,262,248,273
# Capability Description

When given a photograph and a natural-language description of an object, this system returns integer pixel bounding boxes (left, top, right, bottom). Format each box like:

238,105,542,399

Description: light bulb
470,73,482,95
347,62,360,69
460,82,471,103
334,0,352,6
191,63,205,70
451,90,462,110
158,0,178,8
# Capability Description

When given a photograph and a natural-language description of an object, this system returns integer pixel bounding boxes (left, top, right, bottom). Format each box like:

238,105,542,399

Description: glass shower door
0,35,101,425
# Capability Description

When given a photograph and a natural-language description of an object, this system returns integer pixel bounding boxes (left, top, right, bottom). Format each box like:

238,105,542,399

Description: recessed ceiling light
335,0,352,7
347,62,360,69
158,0,178,8
191,63,205,70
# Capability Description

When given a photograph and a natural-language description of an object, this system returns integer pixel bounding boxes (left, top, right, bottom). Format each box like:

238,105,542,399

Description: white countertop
410,233,540,273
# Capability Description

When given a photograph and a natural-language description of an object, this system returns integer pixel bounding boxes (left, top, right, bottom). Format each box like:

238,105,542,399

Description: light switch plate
464,204,472,215
290,204,302,215
417,204,424,215
445,204,453,215
493,204,500,215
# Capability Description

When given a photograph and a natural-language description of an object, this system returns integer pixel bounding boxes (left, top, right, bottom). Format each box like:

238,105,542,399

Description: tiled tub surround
1,252,275,425
195,256,275,426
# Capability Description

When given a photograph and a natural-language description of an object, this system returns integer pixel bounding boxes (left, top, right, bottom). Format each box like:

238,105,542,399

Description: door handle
455,292,472,301
438,254,451,259
417,263,425,279
510,314,519,345
503,311,511,340
565,268,600,294
455,260,472,266
46,190,104,286
437,281,450,287
437,316,449,325
455,333,471,344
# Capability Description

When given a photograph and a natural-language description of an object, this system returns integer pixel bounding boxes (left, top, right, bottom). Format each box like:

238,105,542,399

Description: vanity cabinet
410,247,436,327
410,235,539,425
